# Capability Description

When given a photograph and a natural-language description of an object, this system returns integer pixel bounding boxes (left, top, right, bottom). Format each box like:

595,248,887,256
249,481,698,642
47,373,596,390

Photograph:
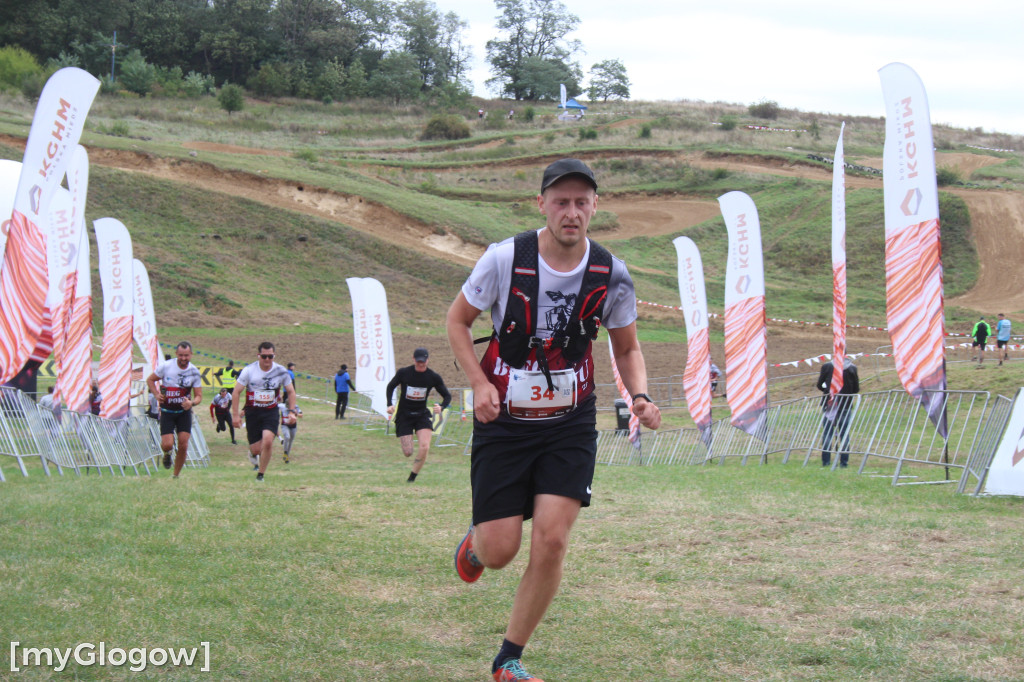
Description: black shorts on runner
394,410,432,437
470,409,597,525
973,339,987,347
245,407,280,444
997,339,1008,349
160,409,193,436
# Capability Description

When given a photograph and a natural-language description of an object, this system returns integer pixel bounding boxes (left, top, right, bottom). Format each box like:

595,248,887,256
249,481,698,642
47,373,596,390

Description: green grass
2,397,1023,680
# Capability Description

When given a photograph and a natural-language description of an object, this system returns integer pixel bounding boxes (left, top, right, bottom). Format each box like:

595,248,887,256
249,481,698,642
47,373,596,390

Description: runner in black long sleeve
385,347,451,482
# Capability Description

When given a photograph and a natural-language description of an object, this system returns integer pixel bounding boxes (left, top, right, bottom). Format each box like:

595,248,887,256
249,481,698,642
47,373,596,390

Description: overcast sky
438,0,1024,135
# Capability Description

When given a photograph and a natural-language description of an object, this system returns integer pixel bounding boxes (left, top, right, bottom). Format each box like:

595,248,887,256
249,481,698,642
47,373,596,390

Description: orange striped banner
681,326,713,440
63,290,93,414
724,296,768,435
607,335,640,448
880,63,947,436
98,315,133,420
829,124,847,413
720,191,768,437
0,210,49,381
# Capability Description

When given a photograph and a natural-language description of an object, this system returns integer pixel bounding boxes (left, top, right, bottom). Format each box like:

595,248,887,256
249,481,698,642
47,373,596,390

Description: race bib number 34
506,369,577,420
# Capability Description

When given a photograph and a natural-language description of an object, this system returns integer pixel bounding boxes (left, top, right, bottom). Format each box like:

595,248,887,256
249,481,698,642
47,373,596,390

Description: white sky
438,0,1024,135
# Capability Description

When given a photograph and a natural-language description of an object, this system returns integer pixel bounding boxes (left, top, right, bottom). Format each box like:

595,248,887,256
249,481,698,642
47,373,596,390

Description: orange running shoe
454,526,484,583
493,658,543,681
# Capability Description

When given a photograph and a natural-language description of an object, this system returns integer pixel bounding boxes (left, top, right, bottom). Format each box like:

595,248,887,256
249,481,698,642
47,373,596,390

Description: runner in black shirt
385,347,452,482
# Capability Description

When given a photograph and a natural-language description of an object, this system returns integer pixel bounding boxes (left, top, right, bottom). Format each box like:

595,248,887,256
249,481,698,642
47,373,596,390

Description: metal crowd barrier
588,389,1017,495
0,387,213,480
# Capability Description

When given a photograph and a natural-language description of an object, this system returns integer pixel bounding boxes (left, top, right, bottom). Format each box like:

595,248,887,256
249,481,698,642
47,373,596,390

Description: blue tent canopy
558,98,588,110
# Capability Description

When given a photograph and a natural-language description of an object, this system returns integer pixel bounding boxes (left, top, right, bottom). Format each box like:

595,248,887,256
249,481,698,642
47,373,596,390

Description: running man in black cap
446,158,661,681
385,347,452,482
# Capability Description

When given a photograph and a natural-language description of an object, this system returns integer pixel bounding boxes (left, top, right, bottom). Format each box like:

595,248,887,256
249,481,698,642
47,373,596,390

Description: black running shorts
394,410,432,437
470,409,597,525
245,407,279,444
160,409,193,436
997,339,1008,349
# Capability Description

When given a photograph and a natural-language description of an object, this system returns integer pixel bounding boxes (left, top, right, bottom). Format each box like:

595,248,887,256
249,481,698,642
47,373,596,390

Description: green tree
119,49,157,95
343,59,368,98
518,56,579,101
587,58,630,102
367,51,421,104
0,46,44,92
218,82,245,114
485,0,582,101
313,58,347,102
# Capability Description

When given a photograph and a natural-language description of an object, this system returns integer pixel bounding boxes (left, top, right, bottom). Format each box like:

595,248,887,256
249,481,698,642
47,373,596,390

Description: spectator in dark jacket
816,358,859,468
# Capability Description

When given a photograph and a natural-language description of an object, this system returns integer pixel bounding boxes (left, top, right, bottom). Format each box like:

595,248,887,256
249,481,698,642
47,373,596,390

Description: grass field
2,395,1023,681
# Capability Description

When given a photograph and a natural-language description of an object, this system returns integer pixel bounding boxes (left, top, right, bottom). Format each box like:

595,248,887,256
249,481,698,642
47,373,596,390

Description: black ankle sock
407,472,417,482
493,639,524,672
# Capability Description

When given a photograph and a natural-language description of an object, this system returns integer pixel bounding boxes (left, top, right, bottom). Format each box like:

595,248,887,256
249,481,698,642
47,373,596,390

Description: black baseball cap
540,158,598,193
413,348,429,361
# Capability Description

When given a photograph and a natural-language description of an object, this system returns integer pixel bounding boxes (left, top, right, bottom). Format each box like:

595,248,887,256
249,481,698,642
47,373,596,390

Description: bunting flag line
880,62,947,437
607,335,640,449
719,191,768,438
346,277,395,417
673,236,713,445
0,67,99,383
95,218,134,421
828,122,848,419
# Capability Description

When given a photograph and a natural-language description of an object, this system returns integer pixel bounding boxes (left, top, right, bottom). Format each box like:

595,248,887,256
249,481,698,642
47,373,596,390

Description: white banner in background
828,122,848,414
880,61,947,437
346,277,395,417
0,67,99,382
673,236,713,443
982,388,1024,497
95,218,134,420
131,259,161,374
719,191,768,438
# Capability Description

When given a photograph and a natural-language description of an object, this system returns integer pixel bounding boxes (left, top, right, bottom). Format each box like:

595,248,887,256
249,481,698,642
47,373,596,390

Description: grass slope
2,398,1022,680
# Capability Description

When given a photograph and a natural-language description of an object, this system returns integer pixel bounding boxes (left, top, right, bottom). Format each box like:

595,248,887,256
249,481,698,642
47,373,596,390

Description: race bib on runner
506,368,577,420
252,389,277,408
406,386,428,400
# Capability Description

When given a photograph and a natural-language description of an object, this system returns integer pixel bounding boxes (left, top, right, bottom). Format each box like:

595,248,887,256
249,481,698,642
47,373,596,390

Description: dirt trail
83,144,485,267
3,133,1015,312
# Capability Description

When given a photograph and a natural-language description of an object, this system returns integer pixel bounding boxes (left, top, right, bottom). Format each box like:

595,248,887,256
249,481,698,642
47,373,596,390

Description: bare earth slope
2,132,1015,377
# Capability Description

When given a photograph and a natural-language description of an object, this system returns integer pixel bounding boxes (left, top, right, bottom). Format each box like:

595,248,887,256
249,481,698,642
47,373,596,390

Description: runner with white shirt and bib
231,342,297,482
446,159,662,682
146,341,203,479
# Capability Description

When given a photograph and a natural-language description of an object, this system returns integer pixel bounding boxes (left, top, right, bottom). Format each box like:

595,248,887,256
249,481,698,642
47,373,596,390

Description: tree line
0,0,630,105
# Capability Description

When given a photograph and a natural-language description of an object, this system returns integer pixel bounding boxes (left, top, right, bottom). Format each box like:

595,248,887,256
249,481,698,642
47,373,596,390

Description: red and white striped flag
132,259,161,373
719,192,768,438
0,68,98,382
607,335,640,448
51,146,90,411
880,63,947,436
95,218,134,421
828,123,848,417
673,236,713,445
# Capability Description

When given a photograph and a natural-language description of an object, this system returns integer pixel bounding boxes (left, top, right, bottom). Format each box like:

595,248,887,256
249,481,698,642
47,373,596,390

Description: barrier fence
0,386,209,479
4,376,1015,497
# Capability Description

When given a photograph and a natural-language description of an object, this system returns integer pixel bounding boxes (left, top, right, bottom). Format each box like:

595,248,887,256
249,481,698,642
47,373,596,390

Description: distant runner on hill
996,313,1012,365
972,317,992,366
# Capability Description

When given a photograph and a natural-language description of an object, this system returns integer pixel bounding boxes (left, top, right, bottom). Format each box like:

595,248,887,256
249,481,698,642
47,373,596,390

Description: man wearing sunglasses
231,342,297,481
